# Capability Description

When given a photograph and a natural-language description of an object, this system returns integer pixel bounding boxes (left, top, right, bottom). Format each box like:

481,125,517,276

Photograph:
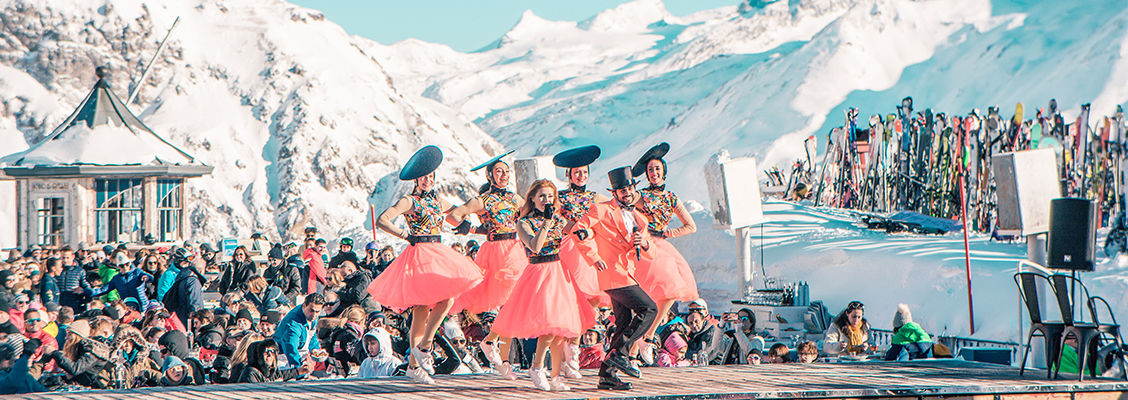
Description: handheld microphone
633,227,641,261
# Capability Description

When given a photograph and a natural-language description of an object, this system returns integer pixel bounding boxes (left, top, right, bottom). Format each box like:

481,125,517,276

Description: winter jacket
578,345,605,369
85,268,152,305
156,265,180,301
37,275,58,306
159,356,195,386
339,270,373,310
823,321,872,355
274,306,320,367
356,329,402,378
96,264,120,302
328,251,359,270
50,336,112,389
884,322,934,361
359,257,388,277
302,249,326,294
329,322,363,375
265,258,303,304
164,267,204,330
0,354,47,395
219,260,256,296
235,339,303,383
58,263,91,311
246,286,288,315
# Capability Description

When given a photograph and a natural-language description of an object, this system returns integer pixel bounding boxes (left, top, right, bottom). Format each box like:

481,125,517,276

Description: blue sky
289,0,740,52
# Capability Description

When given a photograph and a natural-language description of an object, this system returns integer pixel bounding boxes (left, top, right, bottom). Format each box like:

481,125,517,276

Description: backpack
162,277,183,312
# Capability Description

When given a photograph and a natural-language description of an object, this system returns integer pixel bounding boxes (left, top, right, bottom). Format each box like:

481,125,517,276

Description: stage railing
870,328,1021,364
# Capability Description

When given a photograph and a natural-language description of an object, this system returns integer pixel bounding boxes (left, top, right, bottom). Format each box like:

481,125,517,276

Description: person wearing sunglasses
718,308,763,365
23,309,57,372
824,301,872,355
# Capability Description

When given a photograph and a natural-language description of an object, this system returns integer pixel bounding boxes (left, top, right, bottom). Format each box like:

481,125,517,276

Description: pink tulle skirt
453,239,528,313
366,242,484,312
560,235,606,330
634,237,698,302
491,260,583,339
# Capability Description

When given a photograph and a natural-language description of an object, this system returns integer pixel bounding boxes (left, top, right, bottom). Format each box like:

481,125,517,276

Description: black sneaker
604,353,641,378
598,377,632,390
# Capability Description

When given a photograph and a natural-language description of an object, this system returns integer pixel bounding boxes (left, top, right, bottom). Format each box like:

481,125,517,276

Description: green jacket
97,264,120,302
1058,344,1102,375
892,322,932,345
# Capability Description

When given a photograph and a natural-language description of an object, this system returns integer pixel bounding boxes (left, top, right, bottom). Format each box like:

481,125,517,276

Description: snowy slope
363,0,1128,205
0,0,505,243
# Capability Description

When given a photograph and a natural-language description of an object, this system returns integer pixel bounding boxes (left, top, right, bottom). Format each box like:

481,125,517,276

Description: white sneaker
549,375,572,391
528,367,551,391
639,342,655,365
561,363,583,379
411,347,435,375
481,342,504,369
407,367,434,384
498,362,518,380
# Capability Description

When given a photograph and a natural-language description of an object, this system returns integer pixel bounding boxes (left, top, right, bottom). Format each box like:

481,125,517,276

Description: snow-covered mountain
363,0,1128,203
0,0,505,243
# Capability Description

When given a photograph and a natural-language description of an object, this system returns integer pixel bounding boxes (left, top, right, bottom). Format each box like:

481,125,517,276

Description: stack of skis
776,97,1128,245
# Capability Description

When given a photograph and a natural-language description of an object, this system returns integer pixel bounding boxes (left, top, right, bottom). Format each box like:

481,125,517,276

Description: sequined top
479,190,518,234
638,186,680,232
405,194,443,235
520,213,567,256
558,188,598,223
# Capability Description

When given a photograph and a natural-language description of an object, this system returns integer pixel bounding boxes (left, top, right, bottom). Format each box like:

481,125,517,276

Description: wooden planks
12,360,1128,400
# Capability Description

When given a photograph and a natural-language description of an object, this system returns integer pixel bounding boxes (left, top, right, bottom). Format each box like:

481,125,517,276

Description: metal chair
1014,271,1066,378
1049,273,1128,381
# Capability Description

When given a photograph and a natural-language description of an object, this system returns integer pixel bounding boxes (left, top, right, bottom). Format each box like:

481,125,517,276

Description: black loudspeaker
1046,198,1097,271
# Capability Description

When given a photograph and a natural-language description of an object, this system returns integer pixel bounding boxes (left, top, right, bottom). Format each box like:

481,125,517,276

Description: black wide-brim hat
631,142,670,177
399,145,443,180
470,150,516,172
607,166,640,191
552,145,601,168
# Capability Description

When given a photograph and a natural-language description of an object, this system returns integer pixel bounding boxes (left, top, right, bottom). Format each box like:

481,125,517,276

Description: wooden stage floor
16,360,1128,400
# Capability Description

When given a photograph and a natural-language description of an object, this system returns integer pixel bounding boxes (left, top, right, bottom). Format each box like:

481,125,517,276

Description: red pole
959,123,975,335
376,205,385,243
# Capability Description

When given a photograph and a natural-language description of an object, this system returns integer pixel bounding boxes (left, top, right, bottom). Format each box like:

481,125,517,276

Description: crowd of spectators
0,229,954,395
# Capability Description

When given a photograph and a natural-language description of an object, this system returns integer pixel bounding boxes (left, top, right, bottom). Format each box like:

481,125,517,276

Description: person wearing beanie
258,310,283,337
264,245,302,306
884,304,933,361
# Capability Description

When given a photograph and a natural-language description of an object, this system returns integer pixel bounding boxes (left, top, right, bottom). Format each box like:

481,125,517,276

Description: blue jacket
85,268,152,305
0,355,47,394
273,306,319,367
157,265,180,301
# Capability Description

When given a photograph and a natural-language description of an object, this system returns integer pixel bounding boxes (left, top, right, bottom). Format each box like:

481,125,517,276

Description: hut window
35,197,65,248
157,179,183,242
95,179,143,243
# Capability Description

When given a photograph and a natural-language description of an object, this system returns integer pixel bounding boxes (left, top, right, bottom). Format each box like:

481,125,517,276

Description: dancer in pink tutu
367,145,485,385
552,145,610,378
630,143,700,363
492,179,584,392
447,151,527,380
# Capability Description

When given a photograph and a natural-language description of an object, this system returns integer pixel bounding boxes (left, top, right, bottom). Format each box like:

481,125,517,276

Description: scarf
845,323,866,347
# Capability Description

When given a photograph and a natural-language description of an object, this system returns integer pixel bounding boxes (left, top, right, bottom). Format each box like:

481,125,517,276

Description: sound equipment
1046,198,1097,271
704,151,767,229
992,149,1061,236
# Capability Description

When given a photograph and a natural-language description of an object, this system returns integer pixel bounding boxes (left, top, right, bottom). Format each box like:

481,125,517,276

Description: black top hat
470,150,516,172
607,166,639,191
552,145,601,168
632,142,670,177
400,145,443,180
